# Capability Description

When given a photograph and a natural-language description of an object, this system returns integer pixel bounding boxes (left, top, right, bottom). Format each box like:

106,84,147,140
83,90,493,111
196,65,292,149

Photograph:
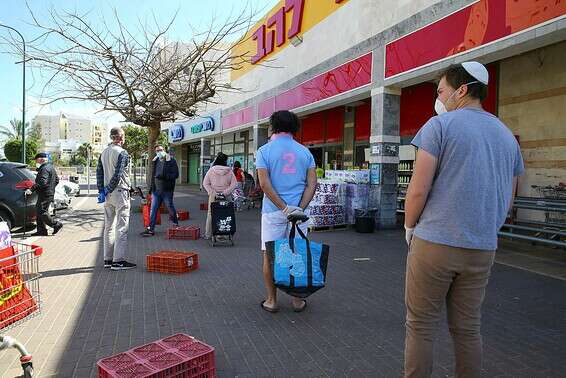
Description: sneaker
30,231,48,237
52,222,63,235
140,228,155,237
111,261,137,270
104,260,112,268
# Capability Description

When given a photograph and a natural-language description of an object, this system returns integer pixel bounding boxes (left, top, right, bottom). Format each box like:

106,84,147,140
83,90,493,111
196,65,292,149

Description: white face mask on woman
434,81,479,115
156,151,166,159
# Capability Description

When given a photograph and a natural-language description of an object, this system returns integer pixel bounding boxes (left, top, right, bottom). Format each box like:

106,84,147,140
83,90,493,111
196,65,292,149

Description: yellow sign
231,0,349,81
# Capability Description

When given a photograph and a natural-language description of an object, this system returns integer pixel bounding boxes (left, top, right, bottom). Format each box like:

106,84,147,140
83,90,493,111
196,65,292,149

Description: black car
0,162,38,230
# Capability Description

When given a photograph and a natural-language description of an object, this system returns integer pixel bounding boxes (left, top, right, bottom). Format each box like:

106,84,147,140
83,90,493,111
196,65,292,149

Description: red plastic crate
177,211,189,221
167,226,200,240
199,203,208,211
142,204,161,228
146,251,199,274
97,333,215,378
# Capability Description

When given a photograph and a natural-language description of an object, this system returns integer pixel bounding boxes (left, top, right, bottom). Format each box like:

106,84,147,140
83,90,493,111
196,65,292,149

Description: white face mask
156,151,166,159
434,81,479,115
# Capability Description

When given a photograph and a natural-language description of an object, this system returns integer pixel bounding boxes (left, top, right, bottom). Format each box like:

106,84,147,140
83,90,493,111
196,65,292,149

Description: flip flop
260,300,279,313
293,300,307,313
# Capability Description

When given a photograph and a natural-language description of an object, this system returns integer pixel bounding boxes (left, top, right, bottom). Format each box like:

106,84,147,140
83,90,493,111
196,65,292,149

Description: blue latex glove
97,188,108,203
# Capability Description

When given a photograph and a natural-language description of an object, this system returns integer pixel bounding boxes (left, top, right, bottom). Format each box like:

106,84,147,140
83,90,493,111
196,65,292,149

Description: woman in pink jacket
202,152,237,239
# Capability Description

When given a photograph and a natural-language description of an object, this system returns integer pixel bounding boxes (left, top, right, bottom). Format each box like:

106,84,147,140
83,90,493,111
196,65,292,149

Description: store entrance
309,147,323,169
308,144,343,171
188,153,199,185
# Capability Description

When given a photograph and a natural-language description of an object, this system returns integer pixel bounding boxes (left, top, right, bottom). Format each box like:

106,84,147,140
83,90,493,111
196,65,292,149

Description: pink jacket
203,165,237,196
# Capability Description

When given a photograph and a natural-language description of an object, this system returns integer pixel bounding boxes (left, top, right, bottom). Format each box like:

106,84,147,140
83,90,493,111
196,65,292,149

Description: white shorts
261,210,309,250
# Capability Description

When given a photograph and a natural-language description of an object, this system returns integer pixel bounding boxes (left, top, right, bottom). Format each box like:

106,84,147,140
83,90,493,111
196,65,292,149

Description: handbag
266,221,329,298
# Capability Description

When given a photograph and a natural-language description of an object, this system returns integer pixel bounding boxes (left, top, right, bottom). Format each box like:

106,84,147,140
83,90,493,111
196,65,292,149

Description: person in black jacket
26,153,63,236
141,145,180,236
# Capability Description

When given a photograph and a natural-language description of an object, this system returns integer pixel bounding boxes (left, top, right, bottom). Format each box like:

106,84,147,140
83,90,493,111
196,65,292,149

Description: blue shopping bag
266,222,329,298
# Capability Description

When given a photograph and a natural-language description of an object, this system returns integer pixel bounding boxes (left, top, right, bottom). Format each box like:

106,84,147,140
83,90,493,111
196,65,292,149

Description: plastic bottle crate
199,203,208,211
167,226,200,240
97,333,215,378
146,251,199,274
177,211,190,221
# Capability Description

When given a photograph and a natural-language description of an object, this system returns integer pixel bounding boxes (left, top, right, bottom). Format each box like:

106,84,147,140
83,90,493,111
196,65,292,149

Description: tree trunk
146,121,161,187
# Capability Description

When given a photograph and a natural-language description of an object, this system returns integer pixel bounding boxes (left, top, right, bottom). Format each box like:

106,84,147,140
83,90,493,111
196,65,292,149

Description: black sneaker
104,260,112,268
111,261,137,270
52,223,63,235
140,228,155,237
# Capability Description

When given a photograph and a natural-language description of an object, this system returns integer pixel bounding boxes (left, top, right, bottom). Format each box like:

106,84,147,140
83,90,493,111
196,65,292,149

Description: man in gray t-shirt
403,62,524,378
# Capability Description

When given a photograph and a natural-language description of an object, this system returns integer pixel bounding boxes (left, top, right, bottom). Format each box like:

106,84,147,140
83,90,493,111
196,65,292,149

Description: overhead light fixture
291,35,303,47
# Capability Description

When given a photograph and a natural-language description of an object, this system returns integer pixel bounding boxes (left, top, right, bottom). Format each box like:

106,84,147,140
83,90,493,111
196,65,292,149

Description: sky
0,0,277,139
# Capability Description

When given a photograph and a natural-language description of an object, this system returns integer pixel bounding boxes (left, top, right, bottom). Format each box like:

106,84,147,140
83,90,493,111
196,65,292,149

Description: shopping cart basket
532,185,566,225
0,242,43,378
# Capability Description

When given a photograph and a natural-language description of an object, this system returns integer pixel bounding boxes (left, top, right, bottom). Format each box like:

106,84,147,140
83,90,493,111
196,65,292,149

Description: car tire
0,210,13,230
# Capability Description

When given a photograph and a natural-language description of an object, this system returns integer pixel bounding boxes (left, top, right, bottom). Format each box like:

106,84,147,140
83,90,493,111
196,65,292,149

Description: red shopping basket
0,243,42,330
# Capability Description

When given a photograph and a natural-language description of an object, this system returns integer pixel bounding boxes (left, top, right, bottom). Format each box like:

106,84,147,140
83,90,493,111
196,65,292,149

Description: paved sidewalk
1,186,565,377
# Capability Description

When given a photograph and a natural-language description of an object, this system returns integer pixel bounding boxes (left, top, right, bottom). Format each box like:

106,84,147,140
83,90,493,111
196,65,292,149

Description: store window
355,101,371,141
234,142,245,154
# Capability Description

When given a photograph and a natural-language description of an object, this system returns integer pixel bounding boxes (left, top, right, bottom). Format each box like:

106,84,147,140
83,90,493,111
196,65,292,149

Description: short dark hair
154,144,165,150
213,152,228,166
441,65,488,101
270,110,300,134
110,126,123,137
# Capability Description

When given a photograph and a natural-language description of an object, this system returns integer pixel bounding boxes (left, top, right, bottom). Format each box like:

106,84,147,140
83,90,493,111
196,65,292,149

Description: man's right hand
283,205,302,215
97,188,107,204
24,189,33,197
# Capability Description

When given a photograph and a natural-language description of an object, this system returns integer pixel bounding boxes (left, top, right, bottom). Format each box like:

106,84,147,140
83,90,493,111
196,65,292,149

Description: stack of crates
146,251,199,274
167,226,200,240
177,210,190,221
97,333,215,378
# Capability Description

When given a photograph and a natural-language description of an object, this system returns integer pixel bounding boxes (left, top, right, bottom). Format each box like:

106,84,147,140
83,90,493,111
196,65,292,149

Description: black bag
211,199,236,236
266,222,329,298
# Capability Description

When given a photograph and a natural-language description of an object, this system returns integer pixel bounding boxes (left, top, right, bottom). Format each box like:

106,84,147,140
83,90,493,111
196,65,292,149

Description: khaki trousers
404,236,495,378
103,189,131,262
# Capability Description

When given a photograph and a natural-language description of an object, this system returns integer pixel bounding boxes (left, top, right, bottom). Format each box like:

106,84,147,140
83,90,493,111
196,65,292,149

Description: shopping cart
532,185,566,225
0,242,43,378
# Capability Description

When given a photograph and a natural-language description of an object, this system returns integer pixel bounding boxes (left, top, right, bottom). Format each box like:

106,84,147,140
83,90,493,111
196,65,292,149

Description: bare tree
5,5,256,181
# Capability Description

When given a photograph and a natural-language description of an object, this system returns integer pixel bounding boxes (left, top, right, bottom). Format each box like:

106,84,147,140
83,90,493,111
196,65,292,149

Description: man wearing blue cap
26,152,63,236
403,62,524,377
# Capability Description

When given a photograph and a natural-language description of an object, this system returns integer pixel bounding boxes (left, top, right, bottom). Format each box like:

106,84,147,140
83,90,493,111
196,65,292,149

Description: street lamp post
0,23,26,164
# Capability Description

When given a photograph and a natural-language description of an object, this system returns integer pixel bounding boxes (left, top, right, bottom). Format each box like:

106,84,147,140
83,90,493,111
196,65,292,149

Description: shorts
261,210,310,250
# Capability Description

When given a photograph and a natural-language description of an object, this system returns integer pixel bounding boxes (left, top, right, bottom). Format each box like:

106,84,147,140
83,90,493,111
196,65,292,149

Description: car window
15,166,36,180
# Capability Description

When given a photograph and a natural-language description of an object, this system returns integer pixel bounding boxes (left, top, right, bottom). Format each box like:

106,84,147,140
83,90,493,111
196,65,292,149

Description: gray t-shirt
411,108,524,250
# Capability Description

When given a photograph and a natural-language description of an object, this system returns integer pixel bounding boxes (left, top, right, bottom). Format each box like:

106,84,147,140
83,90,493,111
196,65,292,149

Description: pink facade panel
222,106,254,130
258,52,372,119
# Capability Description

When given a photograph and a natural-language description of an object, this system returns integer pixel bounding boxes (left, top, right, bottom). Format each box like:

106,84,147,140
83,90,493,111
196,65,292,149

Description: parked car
58,179,80,197
54,184,72,210
0,162,38,230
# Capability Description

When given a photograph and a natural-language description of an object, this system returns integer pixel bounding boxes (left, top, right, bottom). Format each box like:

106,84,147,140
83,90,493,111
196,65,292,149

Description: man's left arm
299,168,317,210
166,158,180,181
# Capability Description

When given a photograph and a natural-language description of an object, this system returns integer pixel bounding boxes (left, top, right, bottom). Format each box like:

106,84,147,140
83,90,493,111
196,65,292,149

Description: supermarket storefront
167,110,221,186
219,0,566,228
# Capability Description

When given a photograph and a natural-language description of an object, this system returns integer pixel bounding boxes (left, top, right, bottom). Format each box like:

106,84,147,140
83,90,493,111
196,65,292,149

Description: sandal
293,300,307,313
260,300,279,313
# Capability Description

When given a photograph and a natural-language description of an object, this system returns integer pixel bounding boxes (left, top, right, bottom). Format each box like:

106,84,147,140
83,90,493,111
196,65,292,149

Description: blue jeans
149,190,178,230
